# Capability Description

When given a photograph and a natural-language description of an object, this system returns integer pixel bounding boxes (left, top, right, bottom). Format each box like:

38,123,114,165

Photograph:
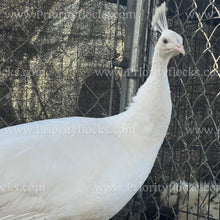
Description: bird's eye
163,39,168,44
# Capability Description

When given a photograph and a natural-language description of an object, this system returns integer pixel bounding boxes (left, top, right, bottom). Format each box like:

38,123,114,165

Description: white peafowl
161,181,220,219
0,2,185,220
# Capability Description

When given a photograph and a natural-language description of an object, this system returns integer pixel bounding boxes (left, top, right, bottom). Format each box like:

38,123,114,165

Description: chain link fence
0,0,219,219
113,0,220,219
0,0,125,125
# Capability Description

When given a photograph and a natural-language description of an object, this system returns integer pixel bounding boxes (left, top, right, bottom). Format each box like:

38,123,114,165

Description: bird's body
0,69,171,219
0,2,185,219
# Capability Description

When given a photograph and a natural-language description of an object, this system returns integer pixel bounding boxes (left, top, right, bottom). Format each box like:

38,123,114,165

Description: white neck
122,49,172,138
150,49,170,78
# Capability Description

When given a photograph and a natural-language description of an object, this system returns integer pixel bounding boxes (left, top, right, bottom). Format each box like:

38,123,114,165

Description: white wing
0,117,132,219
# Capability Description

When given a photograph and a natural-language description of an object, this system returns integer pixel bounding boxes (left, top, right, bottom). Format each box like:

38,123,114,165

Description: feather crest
151,2,168,33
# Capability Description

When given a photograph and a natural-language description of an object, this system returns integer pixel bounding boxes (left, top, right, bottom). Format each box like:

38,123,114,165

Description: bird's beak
174,44,185,56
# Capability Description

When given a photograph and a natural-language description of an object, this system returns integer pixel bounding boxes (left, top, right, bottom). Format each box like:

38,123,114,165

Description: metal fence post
119,0,151,112
119,0,136,112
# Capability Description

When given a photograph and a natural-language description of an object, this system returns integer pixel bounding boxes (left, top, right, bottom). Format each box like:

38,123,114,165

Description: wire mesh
0,0,219,219
0,0,124,126
113,0,220,219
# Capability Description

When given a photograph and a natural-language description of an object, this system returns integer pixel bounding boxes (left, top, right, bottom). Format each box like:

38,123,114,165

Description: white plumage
161,181,220,220
0,2,185,219
151,2,168,33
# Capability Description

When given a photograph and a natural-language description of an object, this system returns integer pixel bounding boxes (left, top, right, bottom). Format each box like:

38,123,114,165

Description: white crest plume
151,2,168,33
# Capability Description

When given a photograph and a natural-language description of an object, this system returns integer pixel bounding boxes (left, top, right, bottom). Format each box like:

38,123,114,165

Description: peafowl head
151,2,185,58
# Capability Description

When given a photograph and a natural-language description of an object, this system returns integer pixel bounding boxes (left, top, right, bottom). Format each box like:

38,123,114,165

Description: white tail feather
151,2,168,33
0,212,48,220
161,182,220,219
